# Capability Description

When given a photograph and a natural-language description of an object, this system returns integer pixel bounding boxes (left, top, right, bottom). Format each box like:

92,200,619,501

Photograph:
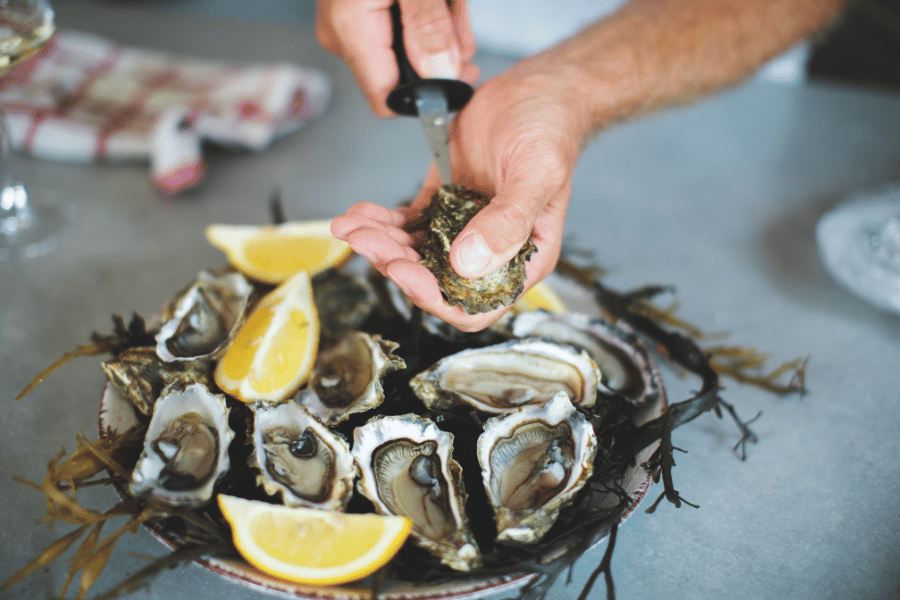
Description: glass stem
0,105,31,234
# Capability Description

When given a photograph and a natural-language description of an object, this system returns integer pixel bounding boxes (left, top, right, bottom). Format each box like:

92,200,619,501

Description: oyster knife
385,2,473,185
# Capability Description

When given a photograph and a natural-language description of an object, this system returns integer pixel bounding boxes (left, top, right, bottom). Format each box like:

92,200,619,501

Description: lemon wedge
514,281,567,313
206,221,352,284
218,495,412,586
215,270,319,403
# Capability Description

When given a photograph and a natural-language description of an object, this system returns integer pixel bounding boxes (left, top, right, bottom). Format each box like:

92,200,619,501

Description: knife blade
386,2,473,185
413,86,451,185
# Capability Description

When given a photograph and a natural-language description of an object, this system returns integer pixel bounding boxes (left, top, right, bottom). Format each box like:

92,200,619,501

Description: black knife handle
386,1,473,117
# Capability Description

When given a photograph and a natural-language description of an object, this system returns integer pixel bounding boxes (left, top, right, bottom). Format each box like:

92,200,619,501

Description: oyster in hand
420,184,536,315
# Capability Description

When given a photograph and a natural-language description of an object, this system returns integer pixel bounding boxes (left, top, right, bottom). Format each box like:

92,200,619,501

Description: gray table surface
2,3,899,600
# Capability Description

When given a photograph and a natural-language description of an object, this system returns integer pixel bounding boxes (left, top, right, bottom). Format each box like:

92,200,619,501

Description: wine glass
816,183,900,314
0,0,73,261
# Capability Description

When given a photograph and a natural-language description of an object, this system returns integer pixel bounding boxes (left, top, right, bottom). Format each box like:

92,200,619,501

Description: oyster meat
250,401,356,510
477,392,597,544
155,270,253,363
130,382,234,507
298,330,405,426
420,184,536,315
410,338,601,414
352,414,481,572
511,310,664,407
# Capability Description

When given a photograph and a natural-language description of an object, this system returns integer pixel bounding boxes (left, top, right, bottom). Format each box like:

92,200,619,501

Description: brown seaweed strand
85,543,233,600
16,313,156,400
0,524,91,592
576,522,618,600
15,341,107,400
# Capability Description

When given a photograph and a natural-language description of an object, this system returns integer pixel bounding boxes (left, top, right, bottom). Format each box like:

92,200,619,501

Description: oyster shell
298,331,405,426
352,414,481,572
250,401,356,510
510,311,664,407
410,338,601,414
420,185,536,315
155,270,253,363
101,347,214,416
477,392,597,544
312,268,376,333
130,382,233,507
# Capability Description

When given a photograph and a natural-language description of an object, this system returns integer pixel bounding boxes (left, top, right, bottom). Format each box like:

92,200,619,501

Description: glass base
0,200,77,260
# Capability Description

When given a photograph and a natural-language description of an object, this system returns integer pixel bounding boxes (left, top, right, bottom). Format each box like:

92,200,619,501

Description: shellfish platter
7,208,803,600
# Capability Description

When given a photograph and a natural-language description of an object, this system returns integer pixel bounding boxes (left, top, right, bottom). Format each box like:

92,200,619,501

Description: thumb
398,0,461,79
450,193,536,279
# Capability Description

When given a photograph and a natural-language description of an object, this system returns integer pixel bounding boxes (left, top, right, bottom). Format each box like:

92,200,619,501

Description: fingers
317,0,398,117
398,0,461,79
384,260,512,332
330,202,420,268
317,0,478,117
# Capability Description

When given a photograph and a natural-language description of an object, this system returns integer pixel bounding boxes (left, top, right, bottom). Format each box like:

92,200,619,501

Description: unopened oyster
410,338,601,414
420,185,536,315
250,401,356,510
510,311,664,407
352,414,481,572
297,331,405,426
477,392,597,544
155,270,254,363
101,346,213,416
130,382,233,507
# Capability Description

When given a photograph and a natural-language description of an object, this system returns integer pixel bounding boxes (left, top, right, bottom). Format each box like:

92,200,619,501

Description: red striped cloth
0,30,331,194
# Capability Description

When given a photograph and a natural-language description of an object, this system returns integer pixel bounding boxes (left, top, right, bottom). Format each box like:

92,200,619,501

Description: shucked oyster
420,185,536,315
477,392,597,544
352,414,481,572
155,270,253,363
130,382,233,507
297,330,405,426
410,338,601,414
510,311,664,407
250,401,356,510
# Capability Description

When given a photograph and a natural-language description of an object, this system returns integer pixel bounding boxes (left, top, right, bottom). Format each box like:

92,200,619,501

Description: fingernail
424,51,458,79
457,233,493,277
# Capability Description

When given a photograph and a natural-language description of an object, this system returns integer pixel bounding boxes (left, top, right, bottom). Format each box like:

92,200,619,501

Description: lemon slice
206,221,352,284
215,271,319,403
514,281,567,313
218,495,412,586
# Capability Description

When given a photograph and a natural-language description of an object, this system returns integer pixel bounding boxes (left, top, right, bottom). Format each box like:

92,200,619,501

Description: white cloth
0,30,332,194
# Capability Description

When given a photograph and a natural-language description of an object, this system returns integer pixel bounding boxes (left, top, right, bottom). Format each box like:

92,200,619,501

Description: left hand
331,49,593,332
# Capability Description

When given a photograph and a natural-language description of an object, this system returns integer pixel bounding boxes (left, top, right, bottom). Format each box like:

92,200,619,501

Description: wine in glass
0,0,73,261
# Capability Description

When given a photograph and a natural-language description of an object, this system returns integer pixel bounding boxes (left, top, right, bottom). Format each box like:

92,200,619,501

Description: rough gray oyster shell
420,184,536,315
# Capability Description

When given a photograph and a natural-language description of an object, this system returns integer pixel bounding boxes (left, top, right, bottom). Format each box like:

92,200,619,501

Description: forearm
545,0,850,139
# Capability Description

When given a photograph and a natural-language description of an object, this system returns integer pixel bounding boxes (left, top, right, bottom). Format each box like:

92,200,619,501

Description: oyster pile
103,257,664,577
420,184,537,315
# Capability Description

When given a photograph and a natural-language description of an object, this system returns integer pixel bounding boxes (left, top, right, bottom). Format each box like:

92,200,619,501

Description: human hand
316,0,479,117
331,50,594,331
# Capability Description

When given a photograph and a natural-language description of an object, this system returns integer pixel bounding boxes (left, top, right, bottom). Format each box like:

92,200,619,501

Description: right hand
316,0,480,117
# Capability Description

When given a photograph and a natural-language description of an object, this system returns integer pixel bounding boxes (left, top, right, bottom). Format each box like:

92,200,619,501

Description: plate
98,335,665,599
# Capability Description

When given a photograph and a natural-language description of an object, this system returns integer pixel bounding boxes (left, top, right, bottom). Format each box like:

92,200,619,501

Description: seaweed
15,313,156,401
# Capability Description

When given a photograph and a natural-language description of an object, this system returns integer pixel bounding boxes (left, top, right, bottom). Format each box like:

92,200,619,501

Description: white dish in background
816,184,900,314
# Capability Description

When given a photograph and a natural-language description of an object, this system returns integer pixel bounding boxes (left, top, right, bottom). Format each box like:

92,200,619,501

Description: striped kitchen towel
0,29,332,194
